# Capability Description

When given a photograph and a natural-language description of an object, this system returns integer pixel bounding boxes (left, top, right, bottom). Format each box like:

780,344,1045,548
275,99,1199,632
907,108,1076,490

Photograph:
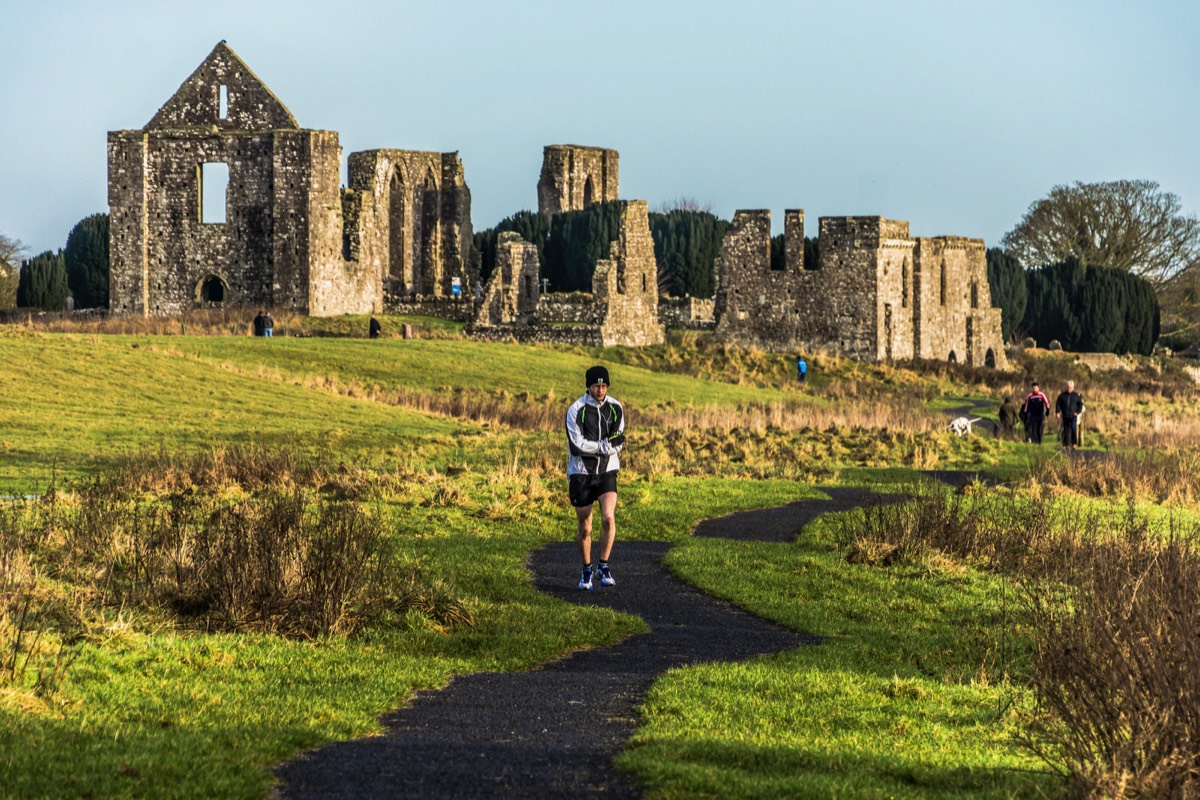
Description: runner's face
588,383,607,401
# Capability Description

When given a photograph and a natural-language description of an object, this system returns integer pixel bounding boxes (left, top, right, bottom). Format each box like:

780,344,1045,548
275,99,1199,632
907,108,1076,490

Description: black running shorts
568,471,618,508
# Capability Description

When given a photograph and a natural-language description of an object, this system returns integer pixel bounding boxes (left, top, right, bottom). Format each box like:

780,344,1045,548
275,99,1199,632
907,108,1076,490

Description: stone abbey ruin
107,42,1004,366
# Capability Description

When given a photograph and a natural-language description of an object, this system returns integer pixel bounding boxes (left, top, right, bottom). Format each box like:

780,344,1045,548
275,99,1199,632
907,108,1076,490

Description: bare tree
652,196,714,215
0,232,26,309
1001,180,1200,288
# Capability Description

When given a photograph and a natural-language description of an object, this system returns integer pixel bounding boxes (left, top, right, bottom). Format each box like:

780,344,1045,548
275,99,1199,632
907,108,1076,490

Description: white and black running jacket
566,393,625,476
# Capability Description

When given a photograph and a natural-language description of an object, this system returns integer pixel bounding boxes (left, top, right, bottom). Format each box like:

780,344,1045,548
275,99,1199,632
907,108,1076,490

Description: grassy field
3,324,1198,798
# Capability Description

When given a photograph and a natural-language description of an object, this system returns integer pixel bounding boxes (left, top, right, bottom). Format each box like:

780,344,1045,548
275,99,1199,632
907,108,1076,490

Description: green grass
0,330,1104,798
621,509,1056,798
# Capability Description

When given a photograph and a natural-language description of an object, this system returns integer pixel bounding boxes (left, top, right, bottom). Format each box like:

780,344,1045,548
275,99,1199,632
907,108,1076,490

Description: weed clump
838,482,1200,796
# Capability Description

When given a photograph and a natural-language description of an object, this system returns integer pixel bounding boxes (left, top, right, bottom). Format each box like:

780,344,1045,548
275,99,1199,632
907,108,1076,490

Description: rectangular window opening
200,162,229,224
219,85,228,119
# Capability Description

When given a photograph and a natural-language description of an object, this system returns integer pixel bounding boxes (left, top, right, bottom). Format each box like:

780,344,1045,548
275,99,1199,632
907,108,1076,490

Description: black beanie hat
585,365,610,387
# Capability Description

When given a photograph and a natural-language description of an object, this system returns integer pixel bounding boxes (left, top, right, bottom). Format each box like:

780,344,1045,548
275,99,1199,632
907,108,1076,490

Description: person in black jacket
369,316,381,338
1022,382,1050,444
1055,380,1085,450
252,309,265,337
565,365,625,590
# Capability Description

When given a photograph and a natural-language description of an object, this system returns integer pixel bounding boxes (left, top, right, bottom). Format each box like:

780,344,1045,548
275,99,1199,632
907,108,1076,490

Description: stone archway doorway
197,274,228,305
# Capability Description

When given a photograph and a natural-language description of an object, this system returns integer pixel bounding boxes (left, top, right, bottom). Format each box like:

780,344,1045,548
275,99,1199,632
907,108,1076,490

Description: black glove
608,433,625,448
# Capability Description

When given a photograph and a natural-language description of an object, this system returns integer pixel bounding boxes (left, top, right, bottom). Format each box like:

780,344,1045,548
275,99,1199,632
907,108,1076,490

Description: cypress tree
985,248,1027,341
17,250,69,310
64,213,110,308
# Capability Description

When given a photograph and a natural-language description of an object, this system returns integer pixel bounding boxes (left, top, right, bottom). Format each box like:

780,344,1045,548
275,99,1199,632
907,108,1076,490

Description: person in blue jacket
796,355,808,382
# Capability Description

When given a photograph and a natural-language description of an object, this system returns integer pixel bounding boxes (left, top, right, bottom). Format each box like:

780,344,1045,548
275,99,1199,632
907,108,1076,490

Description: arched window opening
583,176,594,208
901,258,909,308
985,348,996,368
388,168,407,286
939,261,947,306
198,275,227,304
947,350,958,364
971,280,979,309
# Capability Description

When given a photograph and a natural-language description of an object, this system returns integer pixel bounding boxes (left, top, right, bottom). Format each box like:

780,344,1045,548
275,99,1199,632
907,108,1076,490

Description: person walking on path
1055,380,1085,450
998,396,1018,437
1022,382,1050,444
565,365,625,590
796,355,808,383
369,315,381,339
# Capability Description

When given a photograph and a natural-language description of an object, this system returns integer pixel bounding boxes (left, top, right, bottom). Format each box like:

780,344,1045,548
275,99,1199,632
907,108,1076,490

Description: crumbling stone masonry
108,42,470,316
537,145,619,216
346,150,472,300
714,211,1005,368
468,232,540,331
467,201,664,347
593,201,665,346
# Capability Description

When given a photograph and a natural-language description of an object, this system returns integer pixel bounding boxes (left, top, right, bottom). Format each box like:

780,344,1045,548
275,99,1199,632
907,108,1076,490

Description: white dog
947,416,982,436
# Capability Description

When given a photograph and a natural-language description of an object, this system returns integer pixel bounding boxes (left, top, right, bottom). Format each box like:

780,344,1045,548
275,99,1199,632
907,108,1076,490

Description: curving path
272,489,896,799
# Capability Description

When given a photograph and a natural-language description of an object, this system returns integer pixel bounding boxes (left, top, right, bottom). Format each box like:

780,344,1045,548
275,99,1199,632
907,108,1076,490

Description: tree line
473,202,728,297
1,214,109,311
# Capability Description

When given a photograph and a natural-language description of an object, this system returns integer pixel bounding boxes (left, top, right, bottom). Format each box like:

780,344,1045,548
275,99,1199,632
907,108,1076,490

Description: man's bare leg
576,504,594,565
595,491,617,562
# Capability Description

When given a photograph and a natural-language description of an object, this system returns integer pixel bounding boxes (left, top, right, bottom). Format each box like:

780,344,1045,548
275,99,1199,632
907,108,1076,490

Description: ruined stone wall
912,237,1005,367
593,201,665,347
537,145,619,216
712,210,1005,366
658,296,715,330
348,150,473,299
469,232,540,329
108,42,379,317
537,293,597,324
713,210,827,352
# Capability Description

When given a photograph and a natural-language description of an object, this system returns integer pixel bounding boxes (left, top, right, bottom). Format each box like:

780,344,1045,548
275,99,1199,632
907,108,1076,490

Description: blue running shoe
598,564,616,587
578,567,594,591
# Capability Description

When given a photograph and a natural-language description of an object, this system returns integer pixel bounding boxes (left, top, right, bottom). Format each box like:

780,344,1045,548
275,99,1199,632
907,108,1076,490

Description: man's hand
608,433,625,449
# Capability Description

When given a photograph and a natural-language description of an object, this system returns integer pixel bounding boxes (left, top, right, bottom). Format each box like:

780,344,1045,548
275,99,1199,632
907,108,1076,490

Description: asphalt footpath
272,490,899,799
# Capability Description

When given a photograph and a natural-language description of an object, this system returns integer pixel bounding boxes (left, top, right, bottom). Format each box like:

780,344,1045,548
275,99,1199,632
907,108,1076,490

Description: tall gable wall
537,145,619,216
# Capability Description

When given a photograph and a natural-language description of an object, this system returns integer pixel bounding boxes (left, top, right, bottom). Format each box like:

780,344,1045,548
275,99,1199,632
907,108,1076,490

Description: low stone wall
384,294,475,322
659,296,715,330
469,324,603,347
536,293,597,324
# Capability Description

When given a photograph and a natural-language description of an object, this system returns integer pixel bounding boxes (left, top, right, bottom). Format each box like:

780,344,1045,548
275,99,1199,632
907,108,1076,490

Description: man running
566,365,625,590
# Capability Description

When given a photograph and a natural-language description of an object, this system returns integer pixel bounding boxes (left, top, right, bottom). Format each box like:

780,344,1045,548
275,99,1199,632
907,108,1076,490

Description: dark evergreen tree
64,213,109,308
985,247,1028,341
1021,258,1158,354
472,210,550,284
542,202,625,293
649,210,729,297
17,250,69,311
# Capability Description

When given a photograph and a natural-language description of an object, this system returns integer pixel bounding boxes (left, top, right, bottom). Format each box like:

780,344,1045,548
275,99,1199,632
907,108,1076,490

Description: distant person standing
1055,380,1084,450
369,316,382,339
566,366,625,591
998,396,1018,437
262,310,274,338
796,356,808,383
1022,381,1050,444
252,310,265,337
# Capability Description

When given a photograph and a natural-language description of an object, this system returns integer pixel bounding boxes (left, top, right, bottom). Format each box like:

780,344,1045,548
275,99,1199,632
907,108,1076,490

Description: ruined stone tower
537,145,619,216
593,201,665,346
714,210,1005,367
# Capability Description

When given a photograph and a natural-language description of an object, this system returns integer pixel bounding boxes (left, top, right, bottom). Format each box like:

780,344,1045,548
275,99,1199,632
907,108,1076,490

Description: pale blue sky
2,0,1197,257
